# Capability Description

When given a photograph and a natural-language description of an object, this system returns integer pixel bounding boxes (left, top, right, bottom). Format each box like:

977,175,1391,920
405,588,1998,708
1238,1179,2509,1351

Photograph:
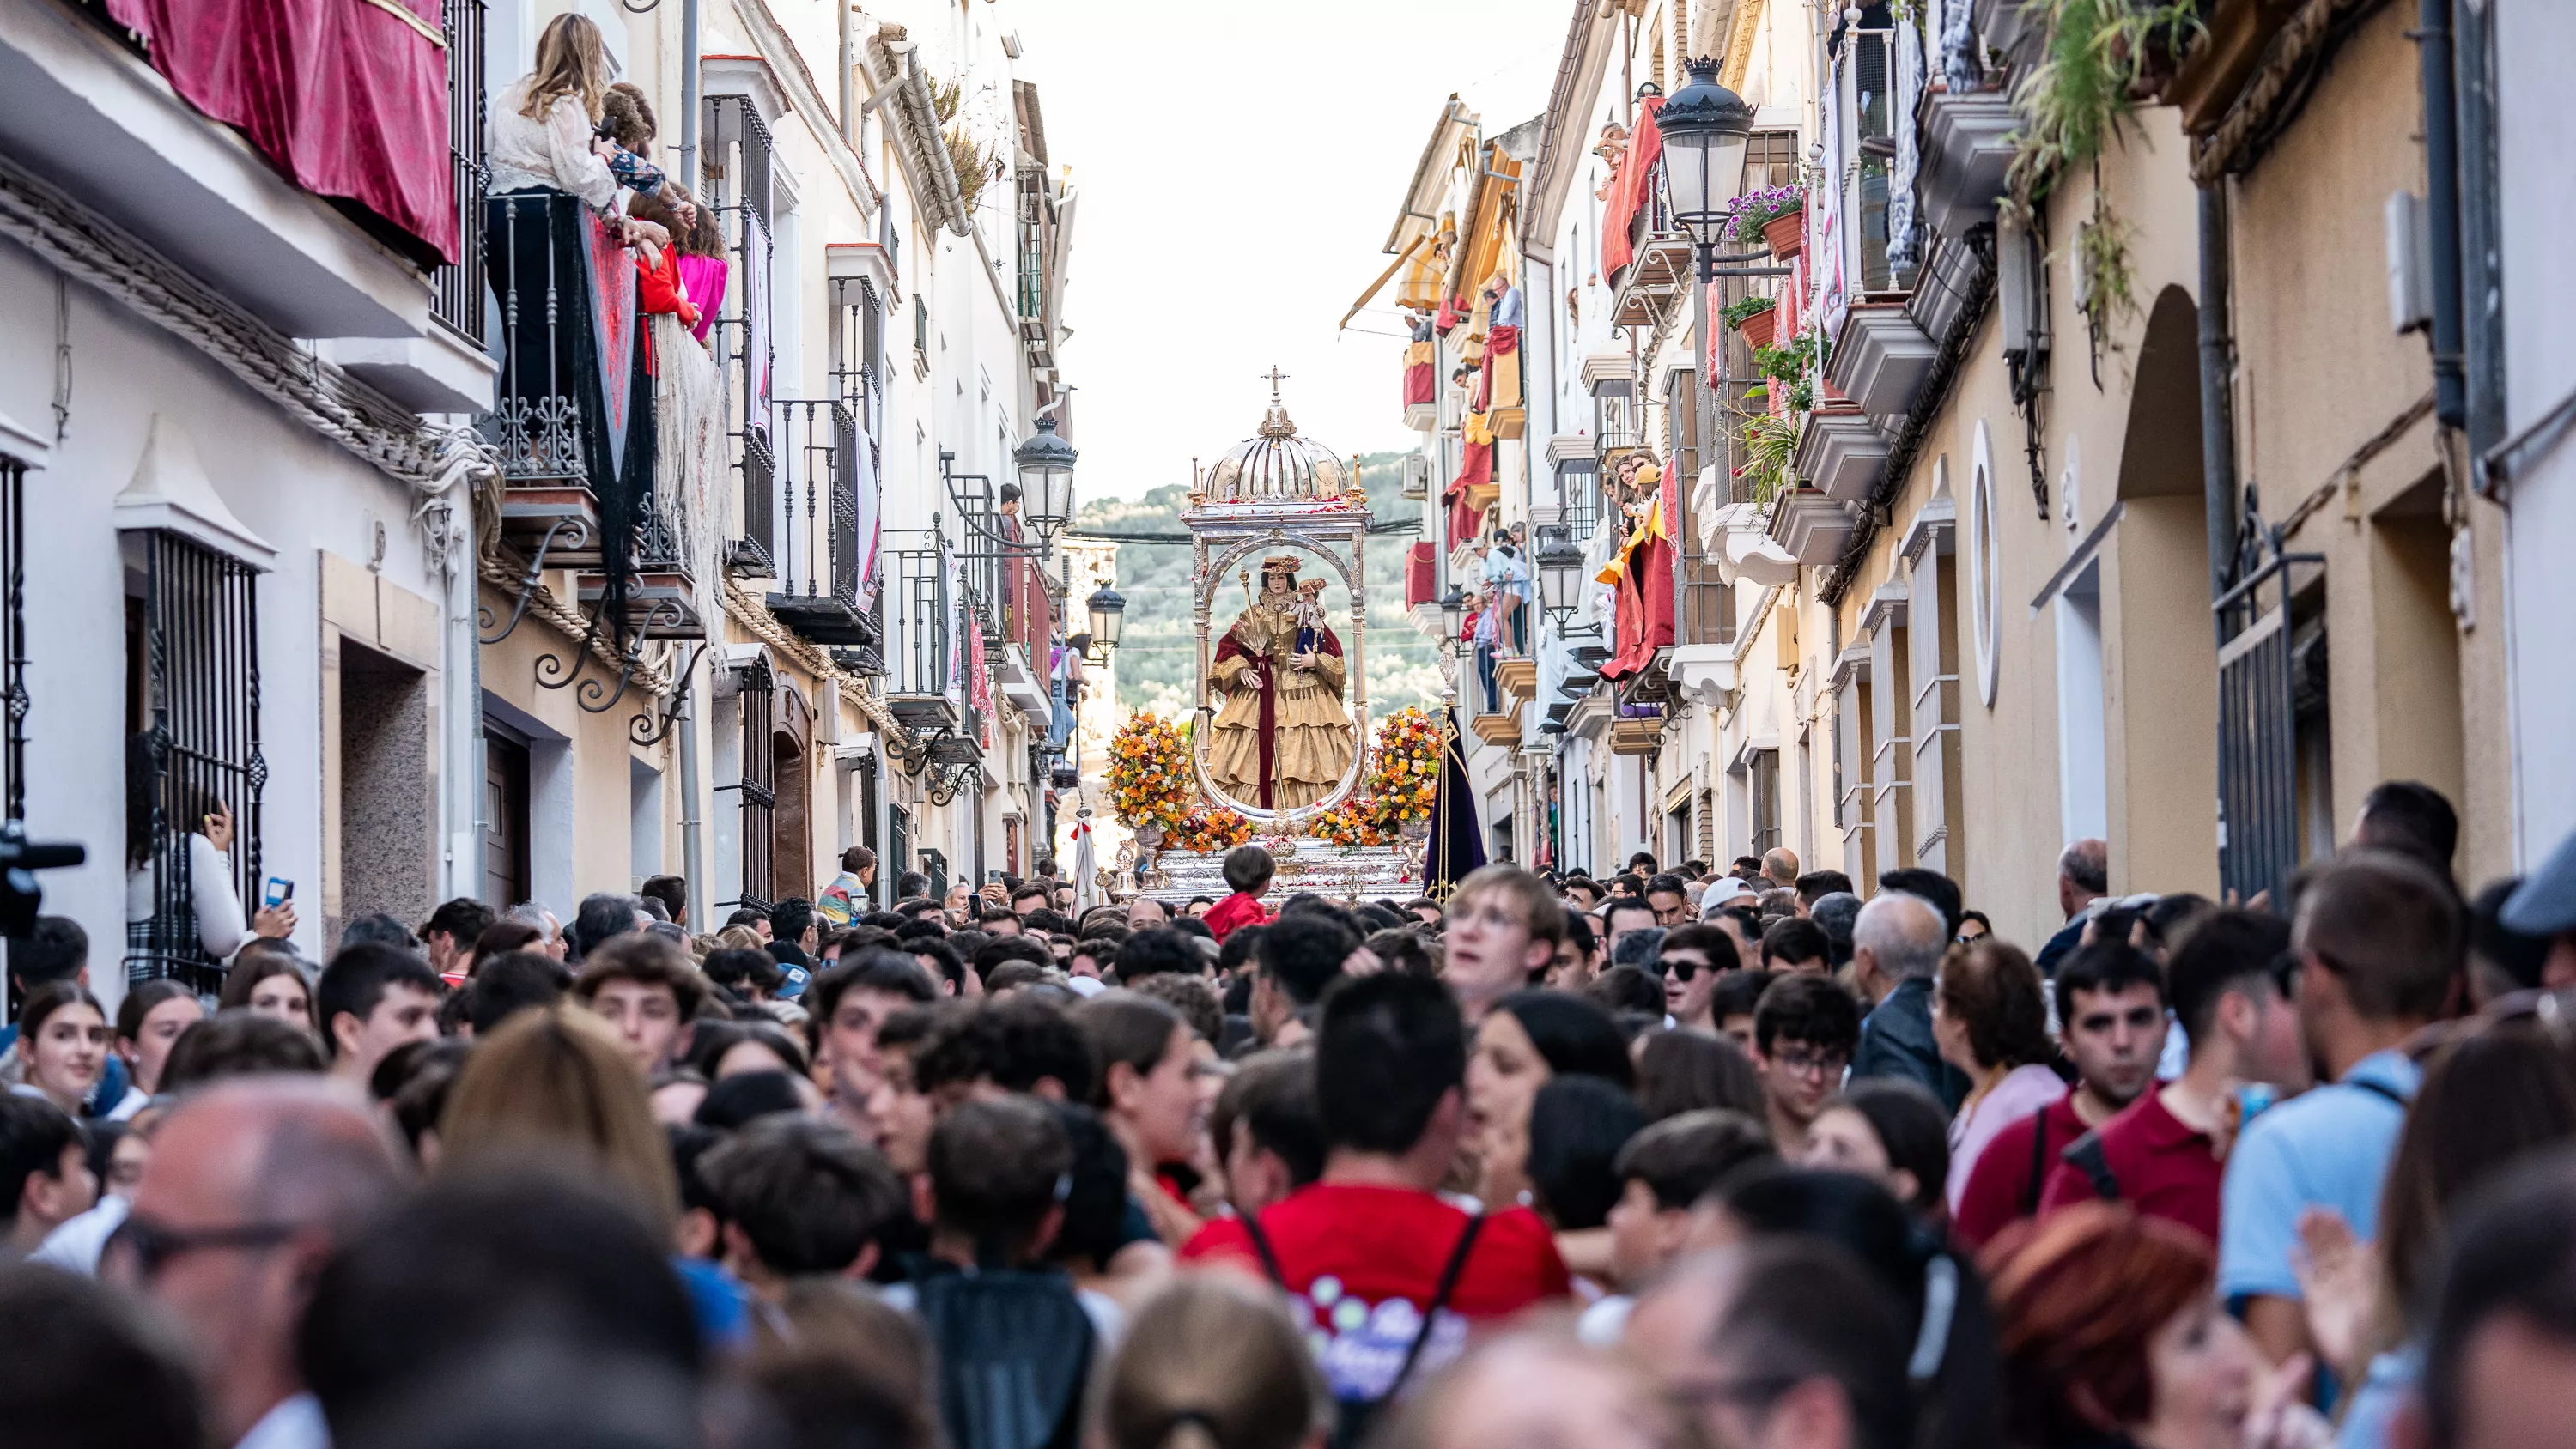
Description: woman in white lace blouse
487,14,653,227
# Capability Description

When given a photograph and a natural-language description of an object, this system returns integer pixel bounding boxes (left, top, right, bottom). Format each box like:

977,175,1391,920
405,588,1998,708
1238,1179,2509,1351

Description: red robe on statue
1600,467,1677,681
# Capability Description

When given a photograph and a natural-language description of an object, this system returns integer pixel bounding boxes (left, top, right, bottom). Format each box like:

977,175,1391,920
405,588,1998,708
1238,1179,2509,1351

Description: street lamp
1656,58,1757,281
1438,584,1467,641
1014,414,1078,544
1535,524,1587,627
1085,583,1125,652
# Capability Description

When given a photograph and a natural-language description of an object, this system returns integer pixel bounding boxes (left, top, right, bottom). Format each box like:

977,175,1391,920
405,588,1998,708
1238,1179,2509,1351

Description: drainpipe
677,674,705,929
837,0,854,147
2197,183,2239,620
2417,0,2467,427
678,0,702,185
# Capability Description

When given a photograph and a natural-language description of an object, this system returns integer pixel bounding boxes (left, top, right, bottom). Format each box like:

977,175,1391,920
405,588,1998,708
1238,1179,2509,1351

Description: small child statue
1292,578,1328,658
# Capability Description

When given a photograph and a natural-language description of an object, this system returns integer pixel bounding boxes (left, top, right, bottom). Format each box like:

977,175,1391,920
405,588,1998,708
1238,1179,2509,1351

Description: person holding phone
123,766,295,968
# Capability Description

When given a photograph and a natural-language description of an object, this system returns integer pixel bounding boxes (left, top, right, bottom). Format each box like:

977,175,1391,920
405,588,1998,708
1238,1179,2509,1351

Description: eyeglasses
1771,1046,1849,1079
1664,1372,1806,1411
106,1215,303,1280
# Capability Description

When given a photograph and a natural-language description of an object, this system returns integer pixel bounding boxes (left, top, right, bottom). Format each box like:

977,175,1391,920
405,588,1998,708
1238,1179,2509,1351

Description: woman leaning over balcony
489,14,659,237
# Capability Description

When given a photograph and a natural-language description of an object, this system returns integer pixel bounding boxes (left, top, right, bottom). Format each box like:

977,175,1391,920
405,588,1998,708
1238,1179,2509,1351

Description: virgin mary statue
1208,555,1357,810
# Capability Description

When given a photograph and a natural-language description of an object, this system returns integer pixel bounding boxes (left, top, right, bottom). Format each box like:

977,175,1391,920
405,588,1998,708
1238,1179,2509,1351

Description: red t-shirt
2038,1088,2223,1245
1182,1185,1570,1401
1203,891,1271,943
1953,1095,2090,1249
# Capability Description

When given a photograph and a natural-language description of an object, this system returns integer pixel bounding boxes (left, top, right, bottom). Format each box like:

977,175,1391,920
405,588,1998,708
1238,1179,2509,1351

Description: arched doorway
773,684,813,904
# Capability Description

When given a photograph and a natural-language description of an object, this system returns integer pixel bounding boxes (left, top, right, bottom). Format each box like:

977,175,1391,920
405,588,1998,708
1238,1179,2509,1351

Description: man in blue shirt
2220,849,2458,1367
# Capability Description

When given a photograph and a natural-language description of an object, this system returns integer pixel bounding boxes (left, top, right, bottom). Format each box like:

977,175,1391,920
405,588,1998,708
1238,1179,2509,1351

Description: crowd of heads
8,785,2576,1449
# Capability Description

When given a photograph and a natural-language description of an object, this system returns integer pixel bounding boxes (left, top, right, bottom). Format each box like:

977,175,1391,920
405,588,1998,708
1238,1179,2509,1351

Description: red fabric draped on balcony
108,0,459,266
1406,542,1436,608
1447,438,1492,548
1598,95,1664,282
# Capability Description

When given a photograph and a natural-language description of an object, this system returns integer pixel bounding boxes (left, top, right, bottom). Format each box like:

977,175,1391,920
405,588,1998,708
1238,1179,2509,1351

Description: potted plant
1722,294,1779,350
1725,183,1806,261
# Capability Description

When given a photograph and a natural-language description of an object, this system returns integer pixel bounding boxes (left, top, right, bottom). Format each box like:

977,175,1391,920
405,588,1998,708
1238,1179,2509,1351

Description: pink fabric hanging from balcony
107,0,458,265
1598,96,1663,282
1406,541,1435,608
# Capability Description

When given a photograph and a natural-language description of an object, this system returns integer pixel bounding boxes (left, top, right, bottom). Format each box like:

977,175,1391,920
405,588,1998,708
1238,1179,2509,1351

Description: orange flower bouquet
1168,805,1255,854
1106,713,1194,837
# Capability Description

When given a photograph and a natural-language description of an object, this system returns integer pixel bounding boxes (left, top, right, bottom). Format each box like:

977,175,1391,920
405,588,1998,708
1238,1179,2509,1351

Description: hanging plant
1720,295,1777,330
928,75,1001,215
1736,413,1799,507
2071,196,2141,370
1722,184,1807,246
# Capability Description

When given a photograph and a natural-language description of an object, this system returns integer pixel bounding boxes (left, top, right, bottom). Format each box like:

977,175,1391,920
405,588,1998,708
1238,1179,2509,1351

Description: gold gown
1207,600,1357,811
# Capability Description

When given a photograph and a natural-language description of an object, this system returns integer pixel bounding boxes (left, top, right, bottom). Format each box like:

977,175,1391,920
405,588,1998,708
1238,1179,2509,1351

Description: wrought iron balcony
430,0,486,346
1610,161,1695,330
764,399,869,646
882,527,958,732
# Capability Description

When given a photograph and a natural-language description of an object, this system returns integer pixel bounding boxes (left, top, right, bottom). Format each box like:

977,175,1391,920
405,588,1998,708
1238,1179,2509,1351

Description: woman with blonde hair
487,14,652,221
1093,1276,1327,1449
438,1005,677,1235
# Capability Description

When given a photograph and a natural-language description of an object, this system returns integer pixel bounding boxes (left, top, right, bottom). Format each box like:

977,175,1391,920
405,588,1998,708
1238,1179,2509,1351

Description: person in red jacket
1183,973,1568,1411
1201,844,1275,943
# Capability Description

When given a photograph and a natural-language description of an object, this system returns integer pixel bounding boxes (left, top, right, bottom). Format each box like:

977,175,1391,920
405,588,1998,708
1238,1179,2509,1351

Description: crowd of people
8,780,2576,1449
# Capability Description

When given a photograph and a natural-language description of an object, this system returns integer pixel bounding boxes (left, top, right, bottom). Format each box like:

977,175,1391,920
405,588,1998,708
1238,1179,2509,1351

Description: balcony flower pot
1735,306,1778,350
1762,210,1805,261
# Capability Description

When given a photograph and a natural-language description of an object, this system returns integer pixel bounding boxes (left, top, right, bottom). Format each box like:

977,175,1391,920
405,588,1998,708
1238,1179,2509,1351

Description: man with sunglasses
1748,974,1862,1158
1656,923,1738,1032
110,1077,403,1449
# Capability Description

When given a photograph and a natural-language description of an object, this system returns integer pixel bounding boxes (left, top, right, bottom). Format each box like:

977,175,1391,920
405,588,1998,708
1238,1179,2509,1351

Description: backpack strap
2060,1131,2121,1203
2346,1076,2411,1110
2021,1112,2051,1216
1234,1208,1289,1289
1383,1214,1485,1404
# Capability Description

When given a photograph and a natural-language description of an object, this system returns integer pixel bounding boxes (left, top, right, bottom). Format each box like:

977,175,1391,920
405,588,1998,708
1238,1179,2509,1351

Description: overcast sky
1006,0,1573,499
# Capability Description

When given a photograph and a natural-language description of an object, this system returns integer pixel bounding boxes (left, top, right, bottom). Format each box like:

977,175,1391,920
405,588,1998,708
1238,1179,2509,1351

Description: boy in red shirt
2040,910,2308,1242
1201,844,1275,943
1182,973,1568,1407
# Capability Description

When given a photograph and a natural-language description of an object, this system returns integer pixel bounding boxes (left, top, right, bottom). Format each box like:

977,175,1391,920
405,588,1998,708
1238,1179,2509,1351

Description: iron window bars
430,0,487,346
125,530,264,993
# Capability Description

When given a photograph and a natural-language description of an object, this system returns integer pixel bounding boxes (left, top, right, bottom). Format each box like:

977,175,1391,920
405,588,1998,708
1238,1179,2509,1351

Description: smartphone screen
263,877,294,909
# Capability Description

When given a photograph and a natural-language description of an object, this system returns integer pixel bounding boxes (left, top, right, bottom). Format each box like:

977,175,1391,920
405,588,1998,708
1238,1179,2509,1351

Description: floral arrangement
1309,798,1392,847
1363,706,1443,828
1719,294,1776,330
1167,805,1255,854
1106,713,1194,834
1722,184,1805,245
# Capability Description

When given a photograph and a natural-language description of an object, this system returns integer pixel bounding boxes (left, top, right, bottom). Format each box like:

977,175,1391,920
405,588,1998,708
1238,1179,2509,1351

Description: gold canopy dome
1201,389,1355,504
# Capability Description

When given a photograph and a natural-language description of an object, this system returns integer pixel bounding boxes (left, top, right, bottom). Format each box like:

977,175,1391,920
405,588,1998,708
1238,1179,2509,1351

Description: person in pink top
1932,939,2066,1214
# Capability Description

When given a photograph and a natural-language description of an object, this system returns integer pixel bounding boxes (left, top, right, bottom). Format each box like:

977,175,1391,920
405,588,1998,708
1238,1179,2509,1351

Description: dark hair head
1754,973,1862,1057
1130,972,1223,1046
114,979,197,1043
465,951,571,1036
0,1258,204,1446
699,1116,906,1276
1216,924,1267,977
686,1018,810,1081
1876,870,1964,935
0,1095,82,1232
315,945,444,1058
1609,926,1665,975
1494,990,1636,1089
571,935,708,1020
2378,1026,2576,1331
1223,845,1277,894
2359,779,2460,872
1600,897,1659,939
569,893,646,959
1710,967,1779,1024
2419,1149,2576,1449
1644,872,1690,902
8,916,88,990
1828,1079,1952,1216
702,947,787,997
1795,870,1855,904
973,937,1055,979
805,949,938,1034
1043,1101,1133,1272
1633,1027,1763,1120
1696,1237,1917,1449
19,980,102,1052
1315,973,1464,1156
159,1009,327,1092
1585,964,1664,1016
693,1070,807,1131
895,871,931,900
1257,914,1357,1008
1526,1075,1645,1230
1614,1108,1776,1209
2293,849,2464,1023
423,898,498,948
1759,916,1832,969
1657,923,1739,980
914,998,1096,1102
639,875,687,926
927,1095,1074,1264
465,920,545,969
1935,941,2054,1070
340,913,421,953
1211,1051,1323,1189
1114,928,1204,983
1072,994,1188,1109
298,1167,702,1438
2160,909,2291,1047
768,897,817,944
1809,893,1863,966
2052,942,2166,1025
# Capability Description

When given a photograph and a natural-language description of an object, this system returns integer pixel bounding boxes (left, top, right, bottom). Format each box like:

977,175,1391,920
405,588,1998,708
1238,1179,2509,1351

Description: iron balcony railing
1593,376,1643,458
1837,27,1903,294
1016,171,1047,322
884,527,955,701
430,0,487,345
765,399,866,642
708,94,775,563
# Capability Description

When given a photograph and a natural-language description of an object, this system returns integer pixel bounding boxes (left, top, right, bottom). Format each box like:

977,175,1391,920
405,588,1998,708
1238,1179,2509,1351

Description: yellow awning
1339,234,1426,332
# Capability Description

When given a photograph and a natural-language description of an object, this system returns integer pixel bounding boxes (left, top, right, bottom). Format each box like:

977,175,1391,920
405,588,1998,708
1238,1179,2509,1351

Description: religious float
1104,383,1450,902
